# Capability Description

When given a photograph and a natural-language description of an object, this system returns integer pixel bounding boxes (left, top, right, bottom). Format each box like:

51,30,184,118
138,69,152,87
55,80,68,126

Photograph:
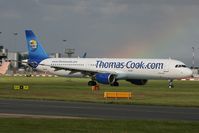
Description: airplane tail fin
0,61,10,75
82,52,87,58
25,30,49,67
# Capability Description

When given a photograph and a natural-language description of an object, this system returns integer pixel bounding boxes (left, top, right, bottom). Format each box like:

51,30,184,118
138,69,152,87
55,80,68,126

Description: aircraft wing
8,60,117,75
39,63,117,76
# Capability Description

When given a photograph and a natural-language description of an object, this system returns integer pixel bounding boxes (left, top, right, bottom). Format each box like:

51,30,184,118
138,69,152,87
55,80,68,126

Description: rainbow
106,10,192,58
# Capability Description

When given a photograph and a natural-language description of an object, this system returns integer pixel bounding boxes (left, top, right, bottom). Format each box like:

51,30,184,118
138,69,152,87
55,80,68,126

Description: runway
0,99,199,121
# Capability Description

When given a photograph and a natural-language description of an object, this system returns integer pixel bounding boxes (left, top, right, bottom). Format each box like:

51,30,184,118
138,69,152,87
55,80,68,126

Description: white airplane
25,30,192,88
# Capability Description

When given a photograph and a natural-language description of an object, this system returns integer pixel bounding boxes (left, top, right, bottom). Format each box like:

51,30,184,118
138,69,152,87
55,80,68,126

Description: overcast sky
0,0,199,65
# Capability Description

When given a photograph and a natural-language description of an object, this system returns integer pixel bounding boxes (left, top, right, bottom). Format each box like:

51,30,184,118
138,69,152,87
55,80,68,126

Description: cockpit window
175,64,187,68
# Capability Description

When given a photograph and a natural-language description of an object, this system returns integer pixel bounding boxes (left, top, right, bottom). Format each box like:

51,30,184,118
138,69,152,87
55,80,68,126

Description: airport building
191,67,199,77
0,46,67,74
0,46,8,63
49,53,62,58
7,52,19,68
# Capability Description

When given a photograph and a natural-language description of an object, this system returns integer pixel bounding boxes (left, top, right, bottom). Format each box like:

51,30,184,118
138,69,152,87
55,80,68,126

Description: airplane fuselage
37,58,192,80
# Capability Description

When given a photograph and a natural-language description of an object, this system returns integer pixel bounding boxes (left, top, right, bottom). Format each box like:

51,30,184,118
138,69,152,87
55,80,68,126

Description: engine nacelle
126,79,148,85
95,73,116,84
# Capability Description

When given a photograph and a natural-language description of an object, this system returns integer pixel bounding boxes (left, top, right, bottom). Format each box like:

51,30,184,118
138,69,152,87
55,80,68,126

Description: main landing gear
111,81,119,86
88,80,97,86
168,80,174,88
88,76,97,86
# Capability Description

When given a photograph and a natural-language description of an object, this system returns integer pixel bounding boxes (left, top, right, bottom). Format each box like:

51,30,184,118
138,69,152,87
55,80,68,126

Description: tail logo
29,40,38,50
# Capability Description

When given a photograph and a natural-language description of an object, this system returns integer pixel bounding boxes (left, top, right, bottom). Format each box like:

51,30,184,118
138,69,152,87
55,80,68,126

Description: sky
0,0,199,66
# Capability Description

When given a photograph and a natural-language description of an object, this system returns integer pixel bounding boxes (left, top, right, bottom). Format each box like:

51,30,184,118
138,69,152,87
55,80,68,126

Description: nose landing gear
168,80,174,88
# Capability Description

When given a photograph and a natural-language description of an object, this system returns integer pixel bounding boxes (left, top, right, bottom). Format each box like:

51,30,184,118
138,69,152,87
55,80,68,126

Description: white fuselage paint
36,58,192,80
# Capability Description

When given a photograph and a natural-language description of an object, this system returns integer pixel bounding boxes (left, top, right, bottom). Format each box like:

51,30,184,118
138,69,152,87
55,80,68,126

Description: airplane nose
185,68,193,78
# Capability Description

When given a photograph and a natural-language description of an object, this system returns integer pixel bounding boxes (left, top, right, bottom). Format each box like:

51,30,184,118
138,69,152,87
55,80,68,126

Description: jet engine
95,73,116,84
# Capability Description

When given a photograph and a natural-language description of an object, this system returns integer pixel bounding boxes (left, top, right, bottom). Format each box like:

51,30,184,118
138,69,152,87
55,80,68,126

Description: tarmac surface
0,99,199,121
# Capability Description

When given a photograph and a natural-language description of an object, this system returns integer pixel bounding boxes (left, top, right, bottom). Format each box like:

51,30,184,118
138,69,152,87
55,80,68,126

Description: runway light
14,85,29,90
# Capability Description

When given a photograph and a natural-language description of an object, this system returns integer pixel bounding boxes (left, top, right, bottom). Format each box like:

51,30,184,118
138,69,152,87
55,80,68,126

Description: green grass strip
0,118,199,133
0,77,199,107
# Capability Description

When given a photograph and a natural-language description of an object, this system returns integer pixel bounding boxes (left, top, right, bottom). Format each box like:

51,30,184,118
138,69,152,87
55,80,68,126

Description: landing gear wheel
88,81,97,86
168,80,174,88
26,74,32,77
111,81,119,86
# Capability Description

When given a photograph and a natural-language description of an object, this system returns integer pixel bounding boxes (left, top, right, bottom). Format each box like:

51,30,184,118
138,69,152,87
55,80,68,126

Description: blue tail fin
25,30,49,67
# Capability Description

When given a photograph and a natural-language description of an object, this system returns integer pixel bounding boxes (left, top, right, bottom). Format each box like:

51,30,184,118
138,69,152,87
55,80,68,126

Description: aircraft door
158,62,169,78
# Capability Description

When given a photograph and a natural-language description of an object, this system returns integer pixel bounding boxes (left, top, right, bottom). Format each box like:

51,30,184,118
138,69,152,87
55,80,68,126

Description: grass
0,118,198,133
0,76,199,107
0,77,199,132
